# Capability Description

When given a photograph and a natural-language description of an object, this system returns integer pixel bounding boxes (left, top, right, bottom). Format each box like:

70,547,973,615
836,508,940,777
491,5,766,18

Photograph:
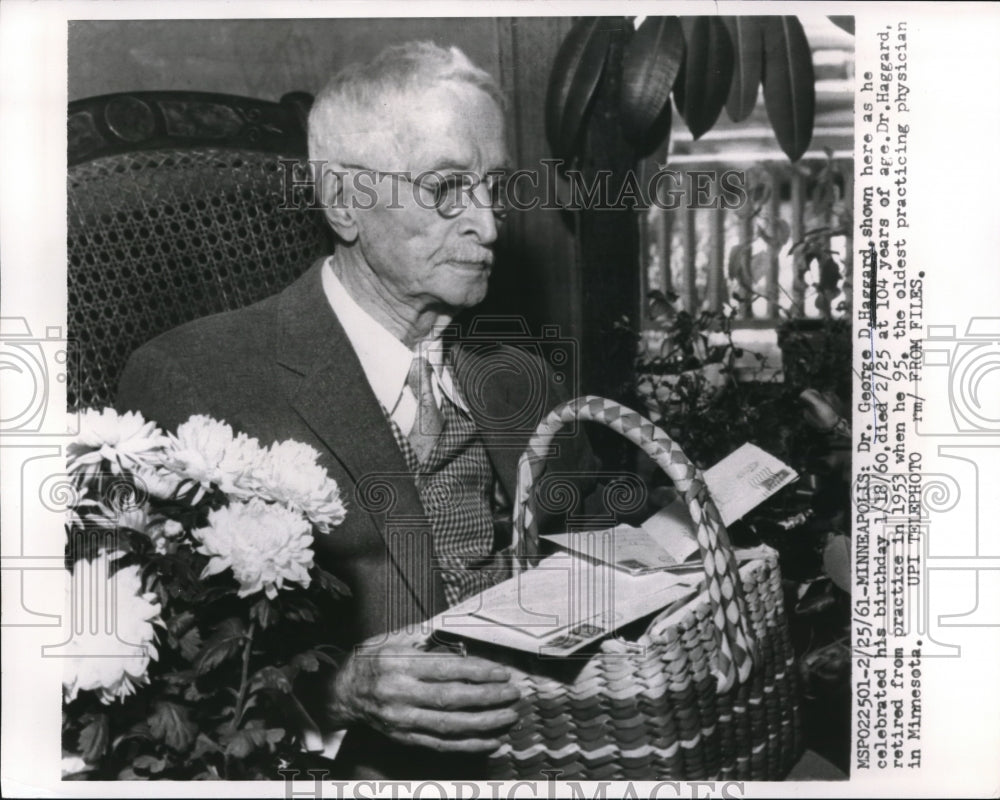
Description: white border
2,2,999,797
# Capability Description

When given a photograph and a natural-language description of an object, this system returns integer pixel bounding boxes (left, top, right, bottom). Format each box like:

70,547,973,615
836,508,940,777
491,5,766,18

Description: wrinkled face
348,82,509,315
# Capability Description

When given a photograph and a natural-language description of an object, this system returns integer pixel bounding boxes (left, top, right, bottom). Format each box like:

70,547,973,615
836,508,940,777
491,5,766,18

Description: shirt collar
321,258,469,415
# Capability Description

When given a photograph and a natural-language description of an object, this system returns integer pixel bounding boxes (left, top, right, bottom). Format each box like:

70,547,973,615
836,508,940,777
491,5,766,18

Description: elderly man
117,42,593,778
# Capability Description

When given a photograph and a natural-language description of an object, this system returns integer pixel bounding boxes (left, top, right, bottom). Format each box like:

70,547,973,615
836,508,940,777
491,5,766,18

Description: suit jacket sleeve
116,341,207,433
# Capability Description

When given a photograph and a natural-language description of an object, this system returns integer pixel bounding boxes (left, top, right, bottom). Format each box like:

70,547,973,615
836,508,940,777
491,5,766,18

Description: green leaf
761,17,815,162
148,701,198,753
290,651,321,674
249,597,278,630
620,16,683,152
727,242,752,281
674,16,734,140
313,566,351,600
828,16,854,36
183,680,213,703
195,617,245,674
78,714,109,764
166,609,197,639
178,626,202,661
750,250,771,284
248,665,293,695
756,218,790,249
722,16,764,122
817,254,842,294
283,597,318,624
223,724,286,759
133,754,167,775
191,732,222,759
545,17,617,164
117,766,143,780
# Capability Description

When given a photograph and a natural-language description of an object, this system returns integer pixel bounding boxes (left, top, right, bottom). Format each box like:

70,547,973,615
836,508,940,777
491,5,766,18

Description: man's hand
326,632,521,753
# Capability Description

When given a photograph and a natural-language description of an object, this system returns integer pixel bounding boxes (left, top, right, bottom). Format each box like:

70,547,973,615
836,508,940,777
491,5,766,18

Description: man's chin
442,264,492,307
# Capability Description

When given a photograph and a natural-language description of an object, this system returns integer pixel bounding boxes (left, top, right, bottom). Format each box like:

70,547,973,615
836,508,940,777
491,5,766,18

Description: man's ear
320,164,359,243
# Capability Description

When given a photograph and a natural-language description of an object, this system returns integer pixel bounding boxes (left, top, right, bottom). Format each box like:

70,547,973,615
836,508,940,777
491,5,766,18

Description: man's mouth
446,260,492,270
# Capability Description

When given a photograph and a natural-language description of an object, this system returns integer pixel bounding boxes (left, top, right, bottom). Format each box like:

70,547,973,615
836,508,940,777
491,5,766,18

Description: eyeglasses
339,163,509,221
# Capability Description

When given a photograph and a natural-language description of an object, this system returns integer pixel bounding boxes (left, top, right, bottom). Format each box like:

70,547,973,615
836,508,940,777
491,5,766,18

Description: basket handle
512,395,754,692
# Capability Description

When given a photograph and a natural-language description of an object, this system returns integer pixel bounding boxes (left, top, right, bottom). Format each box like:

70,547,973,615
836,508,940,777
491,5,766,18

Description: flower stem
232,620,257,728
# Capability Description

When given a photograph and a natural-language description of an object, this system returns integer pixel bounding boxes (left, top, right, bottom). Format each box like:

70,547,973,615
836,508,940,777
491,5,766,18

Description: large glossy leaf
828,16,855,36
544,17,616,164
673,16,734,140
823,533,851,592
620,16,684,151
722,16,764,122
762,17,816,162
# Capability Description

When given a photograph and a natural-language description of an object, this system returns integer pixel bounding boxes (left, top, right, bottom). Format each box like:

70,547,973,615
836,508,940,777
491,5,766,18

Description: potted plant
631,290,739,424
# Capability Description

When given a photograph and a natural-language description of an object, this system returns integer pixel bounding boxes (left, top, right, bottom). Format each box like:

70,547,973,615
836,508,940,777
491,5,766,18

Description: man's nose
458,182,499,244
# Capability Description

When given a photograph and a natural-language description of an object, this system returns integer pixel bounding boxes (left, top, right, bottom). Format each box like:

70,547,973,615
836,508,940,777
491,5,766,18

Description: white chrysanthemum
167,416,265,502
68,408,167,484
62,553,161,705
132,463,184,501
193,498,314,598
217,432,268,499
83,502,151,534
252,440,346,533
146,518,185,555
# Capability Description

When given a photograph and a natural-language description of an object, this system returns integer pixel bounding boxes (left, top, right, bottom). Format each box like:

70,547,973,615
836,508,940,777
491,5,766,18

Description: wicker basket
485,396,803,780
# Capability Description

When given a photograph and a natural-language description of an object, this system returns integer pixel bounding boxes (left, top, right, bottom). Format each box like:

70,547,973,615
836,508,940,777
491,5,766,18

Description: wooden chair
67,90,333,410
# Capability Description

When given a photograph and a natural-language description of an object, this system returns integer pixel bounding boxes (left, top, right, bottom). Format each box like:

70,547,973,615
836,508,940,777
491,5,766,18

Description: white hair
308,41,505,168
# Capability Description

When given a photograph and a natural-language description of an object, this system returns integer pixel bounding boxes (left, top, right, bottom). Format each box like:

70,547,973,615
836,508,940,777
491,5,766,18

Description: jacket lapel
450,341,528,506
273,260,445,620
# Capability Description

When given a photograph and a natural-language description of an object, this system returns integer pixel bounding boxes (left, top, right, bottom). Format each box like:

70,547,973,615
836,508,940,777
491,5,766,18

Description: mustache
439,245,495,266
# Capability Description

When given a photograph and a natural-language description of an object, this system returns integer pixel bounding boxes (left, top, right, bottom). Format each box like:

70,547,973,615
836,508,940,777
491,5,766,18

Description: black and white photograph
1,2,998,797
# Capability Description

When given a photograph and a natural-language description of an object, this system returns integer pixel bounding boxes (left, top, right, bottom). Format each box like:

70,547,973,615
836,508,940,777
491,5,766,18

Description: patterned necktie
406,355,444,463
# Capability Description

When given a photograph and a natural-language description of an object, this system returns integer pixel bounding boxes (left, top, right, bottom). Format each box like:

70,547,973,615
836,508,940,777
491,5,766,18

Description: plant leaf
817,254,842,294
133,754,167,775
722,16,764,122
194,616,245,675
674,17,735,140
283,597,318,624
727,242,752,280
750,250,771,284
178,626,202,661
248,665,293,695
620,16,683,152
762,17,816,161
544,17,616,164
223,725,286,759
290,651,321,674
828,16,855,36
249,596,278,630
148,700,198,753
166,609,197,639
312,566,351,599
78,714,109,764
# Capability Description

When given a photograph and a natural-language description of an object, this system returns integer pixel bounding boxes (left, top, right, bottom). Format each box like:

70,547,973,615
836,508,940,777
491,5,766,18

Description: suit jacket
115,259,595,778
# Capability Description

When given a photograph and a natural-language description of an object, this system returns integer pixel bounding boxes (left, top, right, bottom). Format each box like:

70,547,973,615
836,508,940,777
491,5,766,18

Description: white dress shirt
301,258,470,758
320,258,470,430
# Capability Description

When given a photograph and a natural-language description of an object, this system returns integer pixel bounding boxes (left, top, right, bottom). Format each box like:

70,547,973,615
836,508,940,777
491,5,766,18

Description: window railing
640,155,854,329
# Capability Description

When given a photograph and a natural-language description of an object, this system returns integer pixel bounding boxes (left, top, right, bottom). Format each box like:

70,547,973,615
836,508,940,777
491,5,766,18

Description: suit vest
386,396,510,606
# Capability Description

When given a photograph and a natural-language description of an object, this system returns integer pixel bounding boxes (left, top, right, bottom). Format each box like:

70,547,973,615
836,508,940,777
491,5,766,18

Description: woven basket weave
485,396,803,780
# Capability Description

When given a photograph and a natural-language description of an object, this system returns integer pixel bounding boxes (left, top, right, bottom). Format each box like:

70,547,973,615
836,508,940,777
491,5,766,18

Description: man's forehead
383,82,509,171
